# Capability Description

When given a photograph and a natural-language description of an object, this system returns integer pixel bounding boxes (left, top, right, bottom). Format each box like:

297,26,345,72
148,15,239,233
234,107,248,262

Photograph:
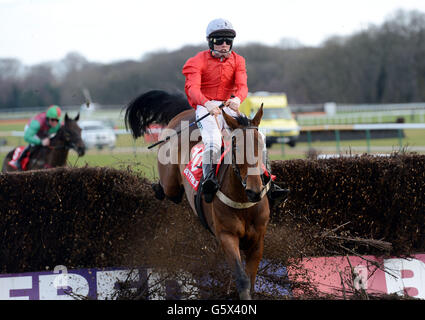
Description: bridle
230,125,258,189
48,126,79,151
215,125,271,209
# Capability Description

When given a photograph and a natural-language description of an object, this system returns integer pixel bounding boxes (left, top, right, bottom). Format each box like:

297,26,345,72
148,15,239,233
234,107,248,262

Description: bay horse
2,113,86,172
125,90,270,300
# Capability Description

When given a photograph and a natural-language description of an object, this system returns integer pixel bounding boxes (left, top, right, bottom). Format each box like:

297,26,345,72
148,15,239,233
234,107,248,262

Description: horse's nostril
246,189,261,202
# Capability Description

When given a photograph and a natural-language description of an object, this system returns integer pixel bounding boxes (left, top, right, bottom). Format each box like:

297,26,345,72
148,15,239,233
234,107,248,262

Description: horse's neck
48,141,69,166
51,148,69,166
218,164,248,202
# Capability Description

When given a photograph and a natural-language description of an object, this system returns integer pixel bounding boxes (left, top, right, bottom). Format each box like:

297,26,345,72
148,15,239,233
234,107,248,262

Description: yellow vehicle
239,92,300,148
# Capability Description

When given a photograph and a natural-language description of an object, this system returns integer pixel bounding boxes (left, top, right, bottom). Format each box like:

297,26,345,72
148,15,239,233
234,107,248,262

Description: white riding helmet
206,18,236,54
206,18,236,39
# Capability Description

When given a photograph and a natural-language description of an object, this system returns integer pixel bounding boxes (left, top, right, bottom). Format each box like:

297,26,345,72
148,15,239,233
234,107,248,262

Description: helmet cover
46,105,62,120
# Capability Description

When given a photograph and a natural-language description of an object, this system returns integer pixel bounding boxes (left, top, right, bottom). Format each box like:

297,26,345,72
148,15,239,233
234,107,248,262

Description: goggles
212,37,233,45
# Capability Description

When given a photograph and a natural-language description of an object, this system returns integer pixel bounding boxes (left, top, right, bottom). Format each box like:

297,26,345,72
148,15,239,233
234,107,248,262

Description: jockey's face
213,42,231,53
48,118,59,127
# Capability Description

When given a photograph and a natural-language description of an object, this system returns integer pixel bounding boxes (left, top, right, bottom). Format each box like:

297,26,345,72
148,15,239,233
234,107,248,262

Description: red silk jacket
182,50,248,109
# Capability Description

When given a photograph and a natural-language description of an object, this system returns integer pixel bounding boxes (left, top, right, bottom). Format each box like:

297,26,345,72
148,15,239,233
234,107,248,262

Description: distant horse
2,113,86,172
125,90,270,300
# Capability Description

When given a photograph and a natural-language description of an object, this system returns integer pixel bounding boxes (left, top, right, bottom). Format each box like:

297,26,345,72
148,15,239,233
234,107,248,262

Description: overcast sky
1,0,425,65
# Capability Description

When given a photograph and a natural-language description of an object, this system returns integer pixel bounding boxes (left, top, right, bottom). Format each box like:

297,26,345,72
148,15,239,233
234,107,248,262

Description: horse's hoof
151,183,165,200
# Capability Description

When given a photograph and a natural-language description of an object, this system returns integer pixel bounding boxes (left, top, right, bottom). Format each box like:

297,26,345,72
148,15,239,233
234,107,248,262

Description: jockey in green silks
8,105,62,170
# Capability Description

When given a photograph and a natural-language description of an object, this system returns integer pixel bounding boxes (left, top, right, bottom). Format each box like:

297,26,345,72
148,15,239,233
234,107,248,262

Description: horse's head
54,113,86,156
222,106,264,203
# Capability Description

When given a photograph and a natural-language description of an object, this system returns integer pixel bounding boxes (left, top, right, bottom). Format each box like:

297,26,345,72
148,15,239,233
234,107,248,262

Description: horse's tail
124,90,192,139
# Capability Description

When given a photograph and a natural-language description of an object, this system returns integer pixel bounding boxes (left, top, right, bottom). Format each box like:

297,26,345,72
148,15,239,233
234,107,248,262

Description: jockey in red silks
8,105,62,170
182,18,287,204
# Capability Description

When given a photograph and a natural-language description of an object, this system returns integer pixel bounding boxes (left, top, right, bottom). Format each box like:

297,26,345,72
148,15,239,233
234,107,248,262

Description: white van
79,120,116,150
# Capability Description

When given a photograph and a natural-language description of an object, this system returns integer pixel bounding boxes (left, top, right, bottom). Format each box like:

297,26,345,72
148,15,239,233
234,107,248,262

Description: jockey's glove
204,100,222,116
41,137,50,146
226,96,241,112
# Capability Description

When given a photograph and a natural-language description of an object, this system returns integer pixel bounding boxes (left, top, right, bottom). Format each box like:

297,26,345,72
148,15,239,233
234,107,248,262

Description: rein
48,128,77,151
48,143,75,151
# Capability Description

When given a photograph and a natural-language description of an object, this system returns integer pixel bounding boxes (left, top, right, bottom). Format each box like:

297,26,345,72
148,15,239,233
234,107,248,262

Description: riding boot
16,145,31,171
262,150,289,207
201,149,220,203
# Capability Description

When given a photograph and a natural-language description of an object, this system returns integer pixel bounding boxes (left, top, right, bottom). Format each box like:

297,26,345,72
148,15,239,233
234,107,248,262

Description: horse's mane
124,90,192,139
50,116,80,146
49,124,65,142
53,118,72,138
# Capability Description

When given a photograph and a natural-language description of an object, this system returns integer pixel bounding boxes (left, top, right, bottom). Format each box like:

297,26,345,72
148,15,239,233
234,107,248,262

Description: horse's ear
75,112,80,121
65,113,69,122
222,110,239,129
251,103,263,127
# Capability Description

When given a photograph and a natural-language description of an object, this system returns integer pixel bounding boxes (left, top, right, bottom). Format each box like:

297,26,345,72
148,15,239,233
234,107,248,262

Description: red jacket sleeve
233,54,248,102
182,54,209,108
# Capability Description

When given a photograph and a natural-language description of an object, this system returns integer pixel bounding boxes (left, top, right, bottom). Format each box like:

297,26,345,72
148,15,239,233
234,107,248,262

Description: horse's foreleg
244,233,265,295
157,163,184,203
218,232,251,300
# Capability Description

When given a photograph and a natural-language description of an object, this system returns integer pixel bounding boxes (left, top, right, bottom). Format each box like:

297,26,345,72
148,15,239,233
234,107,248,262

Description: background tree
1,9,425,109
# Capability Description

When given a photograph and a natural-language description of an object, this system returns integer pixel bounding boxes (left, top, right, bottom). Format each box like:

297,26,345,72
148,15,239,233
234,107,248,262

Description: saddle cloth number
183,144,204,191
9,146,29,170
12,146,25,161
